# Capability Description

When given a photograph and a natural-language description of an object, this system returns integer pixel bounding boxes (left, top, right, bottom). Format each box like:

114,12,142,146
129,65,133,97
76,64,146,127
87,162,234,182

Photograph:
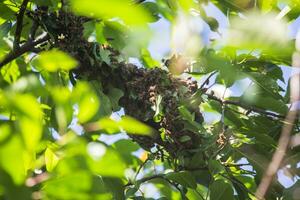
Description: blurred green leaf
0,4,15,20
141,2,160,22
259,0,278,12
140,48,160,68
226,11,291,54
73,82,100,123
70,0,153,25
33,49,77,72
178,105,194,121
2,93,43,151
119,116,153,135
1,60,20,83
44,171,93,199
208,160,225,175
0,135,26,185
106,86,124,111
45,147,59,172
87,143,126,177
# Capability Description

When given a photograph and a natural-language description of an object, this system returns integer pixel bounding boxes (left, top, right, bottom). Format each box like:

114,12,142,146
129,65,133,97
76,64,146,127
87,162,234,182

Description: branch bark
205,93,285,118
13,0,30,50
0,35,50,68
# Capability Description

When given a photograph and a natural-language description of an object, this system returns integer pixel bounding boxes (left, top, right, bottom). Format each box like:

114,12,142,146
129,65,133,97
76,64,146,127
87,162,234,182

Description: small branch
126,173,185,197
0,35,50,68
28,20,39,41
199,71,217,89
125,174,163,187
223,162,252,167
14,0,30,50
133,0,146,4
205,93,285,118
134,158,149,180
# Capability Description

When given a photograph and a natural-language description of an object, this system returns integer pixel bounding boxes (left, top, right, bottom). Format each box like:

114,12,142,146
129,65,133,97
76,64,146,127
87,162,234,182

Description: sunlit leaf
45,148,59,172
73,82,100,123
87,144,126,177
0,135,26,185
1,60,20,83
70,0,152,25
33,49,77,72
106,87,124,111
140,48,160,68
119,116,153,135
259,0,278,12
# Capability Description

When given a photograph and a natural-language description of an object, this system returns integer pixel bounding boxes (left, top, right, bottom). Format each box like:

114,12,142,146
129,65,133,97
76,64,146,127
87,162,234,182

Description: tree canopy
0,0,299,199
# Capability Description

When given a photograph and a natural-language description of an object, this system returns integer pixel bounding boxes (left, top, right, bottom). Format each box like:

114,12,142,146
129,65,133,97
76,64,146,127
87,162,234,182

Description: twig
14,0,30,50
205,93,285,119
223,162,252,167
125,173,186,197
199,71,217,89
134,158,149,180
255,52,300,199
0,35,50,68
28,20,39,41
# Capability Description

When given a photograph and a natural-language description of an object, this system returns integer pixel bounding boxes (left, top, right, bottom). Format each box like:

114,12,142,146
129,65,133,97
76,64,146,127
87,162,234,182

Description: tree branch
13,0,30,50
0,35,50,68
205,93,285,118
199,71,217,89
28,20,39,41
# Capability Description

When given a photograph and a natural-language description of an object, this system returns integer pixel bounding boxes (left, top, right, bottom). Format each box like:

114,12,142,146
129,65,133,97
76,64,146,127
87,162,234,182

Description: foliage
0,0,299,199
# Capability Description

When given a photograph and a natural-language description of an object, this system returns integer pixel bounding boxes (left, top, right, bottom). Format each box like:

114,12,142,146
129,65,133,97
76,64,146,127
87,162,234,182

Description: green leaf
99,47,111,65
260,0,278,12
140,48,160,68
165,171,197,189
0,4,15,20
2,93,43,151
210,179,235,200
119,116,153,136
208,160,225,175
107,87,124,111
1,60,20,83
72,82,100,123
178,106,194,121
141,2,160,22
0,21,12,38
45,148,59,172
179,135,191,142
44,171,93,199
33,49,77,72
94,117,120,134
97,90,113,117
70,0,153,25
87,143,126,177
0,135,26,185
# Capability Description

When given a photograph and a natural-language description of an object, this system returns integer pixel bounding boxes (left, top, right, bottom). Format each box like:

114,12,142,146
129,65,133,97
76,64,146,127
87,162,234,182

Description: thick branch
205,93,285,118
0,35,50,68
14,0,30,50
